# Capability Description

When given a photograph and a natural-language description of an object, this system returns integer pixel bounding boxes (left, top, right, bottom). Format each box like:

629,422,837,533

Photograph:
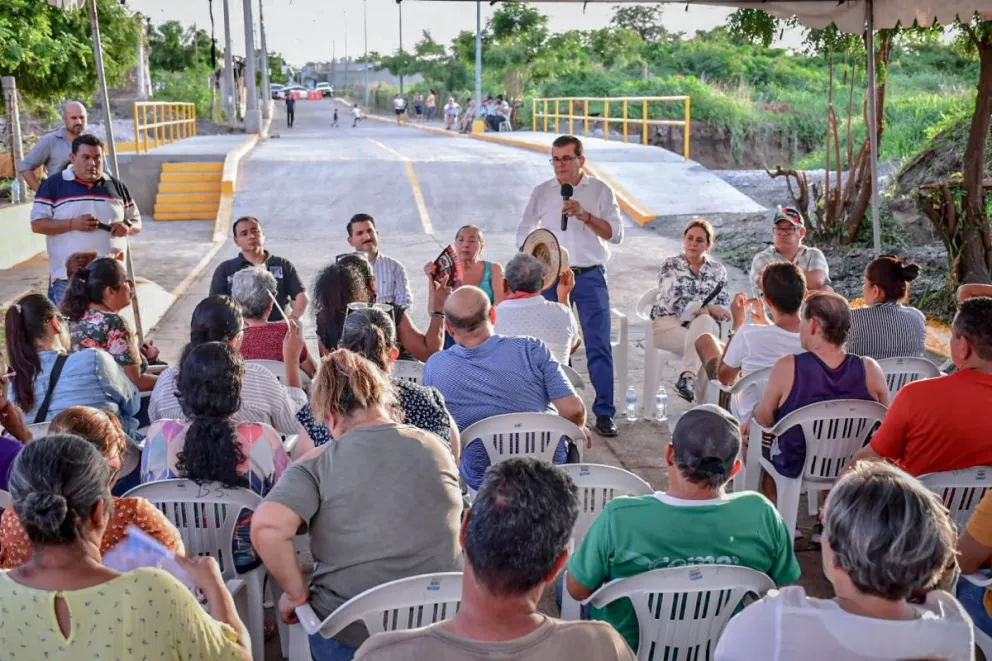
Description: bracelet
431,310,444,318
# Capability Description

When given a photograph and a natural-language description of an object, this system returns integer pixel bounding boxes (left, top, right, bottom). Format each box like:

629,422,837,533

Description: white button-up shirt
516,174,623,268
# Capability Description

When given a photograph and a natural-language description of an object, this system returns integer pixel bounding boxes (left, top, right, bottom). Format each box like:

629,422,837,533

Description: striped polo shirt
31,167,140,279
847,302,927,360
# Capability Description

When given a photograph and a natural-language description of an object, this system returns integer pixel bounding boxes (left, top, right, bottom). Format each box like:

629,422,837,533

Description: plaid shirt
749,245,830,296
652,254,730,319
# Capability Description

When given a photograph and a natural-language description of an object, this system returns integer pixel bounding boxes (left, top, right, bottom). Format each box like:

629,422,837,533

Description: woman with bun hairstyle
0,406,182,568
0,434,250,660
848,256,927,360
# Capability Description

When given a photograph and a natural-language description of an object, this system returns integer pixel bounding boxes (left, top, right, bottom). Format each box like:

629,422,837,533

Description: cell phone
97,221,112,232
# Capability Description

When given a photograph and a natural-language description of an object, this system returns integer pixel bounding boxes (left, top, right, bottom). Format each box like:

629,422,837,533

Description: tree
609,4,666,43
148,21,215,72
486,2,549,100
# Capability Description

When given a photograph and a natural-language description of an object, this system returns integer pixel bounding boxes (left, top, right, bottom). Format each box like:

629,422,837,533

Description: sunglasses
344,302,392,321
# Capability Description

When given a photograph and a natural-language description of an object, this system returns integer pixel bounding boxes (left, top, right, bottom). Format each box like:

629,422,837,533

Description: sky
127,0,736,66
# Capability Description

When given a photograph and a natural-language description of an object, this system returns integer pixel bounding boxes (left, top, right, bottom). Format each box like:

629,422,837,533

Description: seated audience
848,255,926,359
1,406,182,568
4,293,140,434
716,462,970,661
251,348,463,660
652,219,731,403
148,295,306,435
694,263,805,419
313,254,447,362
754,292,889,496
424,286,586,491
0,435,250,660
750,207,830,295
61,256,157,391
356,458,636,661
459,98,476,133
231,266,317,377
850,296,992,476
495,253,580,365
142,342,292,571
567,405,800,654
0,355,28,491
955,489,992,638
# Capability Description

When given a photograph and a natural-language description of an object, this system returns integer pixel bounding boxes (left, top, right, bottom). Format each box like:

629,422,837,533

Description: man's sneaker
595,415,619,437
675,374,695,403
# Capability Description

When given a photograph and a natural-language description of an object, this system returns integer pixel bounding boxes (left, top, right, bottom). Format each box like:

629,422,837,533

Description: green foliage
147,21,215,72
268,53,289,85
151,63,213,118
610,5,666,43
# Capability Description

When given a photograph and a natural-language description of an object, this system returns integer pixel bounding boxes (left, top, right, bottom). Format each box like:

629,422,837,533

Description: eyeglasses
773,226,800,235
344,302,392,321
549,156,578,165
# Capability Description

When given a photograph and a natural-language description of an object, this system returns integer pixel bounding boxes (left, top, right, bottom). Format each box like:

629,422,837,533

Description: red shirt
870,369,992,476
240,322,309,364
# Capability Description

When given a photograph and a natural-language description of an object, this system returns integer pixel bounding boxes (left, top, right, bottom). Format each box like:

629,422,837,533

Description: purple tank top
775,352,873,425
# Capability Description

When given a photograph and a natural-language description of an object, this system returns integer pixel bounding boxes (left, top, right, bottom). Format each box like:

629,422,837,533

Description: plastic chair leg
246,569,267,661
642,348,661,419
288,623,314,661
807,488,819,516
771,469,802,540
744,428,763,493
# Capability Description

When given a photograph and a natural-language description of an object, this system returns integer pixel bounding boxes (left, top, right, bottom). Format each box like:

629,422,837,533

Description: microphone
560,183,574,231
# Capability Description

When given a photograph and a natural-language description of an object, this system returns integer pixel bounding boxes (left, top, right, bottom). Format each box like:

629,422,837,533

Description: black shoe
810,522,824,548
675,374,695,403
595,415,618,437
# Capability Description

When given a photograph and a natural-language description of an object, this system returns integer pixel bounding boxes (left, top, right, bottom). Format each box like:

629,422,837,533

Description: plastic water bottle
655,386,669,422
624,387,638,421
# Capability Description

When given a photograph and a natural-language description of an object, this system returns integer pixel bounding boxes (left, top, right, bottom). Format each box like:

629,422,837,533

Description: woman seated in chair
4,293,140,434
1,406,182,568
955,490,992,640
0,434,251,660
61,256,158,392
251,348,463,661
312,254,448,362
847,255,927,360
148,296,306,435
142,342,296,571
651,219,731,403
716,461,970,661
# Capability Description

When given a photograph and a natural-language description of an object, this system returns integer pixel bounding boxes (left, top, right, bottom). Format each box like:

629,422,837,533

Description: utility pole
344,20,349,97
363,0,369,108
398,1,404,96
1,77,26,204
242,0,261,133
475,0,482,120
258,0,271,119
223,0,237,126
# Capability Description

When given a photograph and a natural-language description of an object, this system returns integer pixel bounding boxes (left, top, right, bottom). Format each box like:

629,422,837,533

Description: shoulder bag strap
700,280,725,309
34,353,69,424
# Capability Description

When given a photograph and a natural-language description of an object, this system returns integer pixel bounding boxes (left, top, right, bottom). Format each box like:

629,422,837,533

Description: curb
364,113,658,226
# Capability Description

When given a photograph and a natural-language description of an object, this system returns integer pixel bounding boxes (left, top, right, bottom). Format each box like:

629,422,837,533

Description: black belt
571,265,604,276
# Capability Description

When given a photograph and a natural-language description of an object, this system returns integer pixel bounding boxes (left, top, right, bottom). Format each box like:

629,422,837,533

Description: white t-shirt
393,98,404,111
722,322,802,421
714,586,974,661
494,295,580,365
352,106,362,118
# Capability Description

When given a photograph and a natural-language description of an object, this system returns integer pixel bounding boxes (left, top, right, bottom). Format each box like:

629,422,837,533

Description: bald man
423,286,588,490
19,101,89,192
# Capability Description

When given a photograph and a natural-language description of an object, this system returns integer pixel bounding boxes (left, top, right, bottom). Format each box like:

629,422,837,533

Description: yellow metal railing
531,96,691,160
132,102,197,154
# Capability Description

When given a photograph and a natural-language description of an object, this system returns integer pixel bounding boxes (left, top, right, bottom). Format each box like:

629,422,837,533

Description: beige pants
652,313,721,377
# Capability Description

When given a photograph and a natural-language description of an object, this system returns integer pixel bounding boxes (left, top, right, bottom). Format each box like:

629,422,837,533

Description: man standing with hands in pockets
516,135,624,437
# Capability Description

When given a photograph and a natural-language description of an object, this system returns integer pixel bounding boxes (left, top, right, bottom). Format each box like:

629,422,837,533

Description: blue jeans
48,278,68,306
544,267,616,417
309,635,357,661
957,578,992,637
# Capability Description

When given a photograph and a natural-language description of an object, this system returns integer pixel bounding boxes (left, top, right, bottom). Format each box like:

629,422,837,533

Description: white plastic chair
462,412,585,467
750,400,888,539
877,356,941,400
498,106,513,132
961,573,992,659
585,565,775,661
26,421,51,438
611,308,630,409
124,479,268,661
249,358,312,392
920,466,992,531
0,489,10,510
562,365,586,391
292,573,463,661
393,360,424,384
559,464,652,620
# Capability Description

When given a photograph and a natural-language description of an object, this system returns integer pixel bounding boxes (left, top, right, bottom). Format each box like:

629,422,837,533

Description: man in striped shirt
30,134,141,304
346,213,412,307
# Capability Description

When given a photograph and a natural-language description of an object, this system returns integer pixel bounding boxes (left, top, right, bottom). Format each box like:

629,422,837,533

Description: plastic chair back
248,359,312,391
877,356,941,400
124,479,261,579
27,422,51,438
393,360,424,385
561,365,586,391
587,565,774,661
462,412,584,466
920,466,992,531
0,489,10,510
727,367,772,418
297,572,463,640
563,464,653,547
635,287,660,323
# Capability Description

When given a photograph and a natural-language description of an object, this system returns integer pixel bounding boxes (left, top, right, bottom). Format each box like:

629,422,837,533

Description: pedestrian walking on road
426,88,437,121
18,101,89,192
516,135,624,438
352,104,362,127
333,107,339,127
285,91,296,128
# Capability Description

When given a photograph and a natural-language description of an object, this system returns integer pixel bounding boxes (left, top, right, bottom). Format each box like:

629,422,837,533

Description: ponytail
61,257,126,321
4,294,58,411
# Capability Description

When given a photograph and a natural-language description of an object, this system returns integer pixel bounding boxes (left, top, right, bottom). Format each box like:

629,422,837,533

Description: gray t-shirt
355,616,637,661
265,422,463,648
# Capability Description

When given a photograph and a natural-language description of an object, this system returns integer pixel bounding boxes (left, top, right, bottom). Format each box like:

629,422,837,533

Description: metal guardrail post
642,99,648,146
684,97,691,160
622,99,628,143
543,99,548,132
604,100,609,142
568,99,574,135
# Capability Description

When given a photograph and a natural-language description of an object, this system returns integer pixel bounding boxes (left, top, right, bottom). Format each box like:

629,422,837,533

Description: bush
150,63,213,119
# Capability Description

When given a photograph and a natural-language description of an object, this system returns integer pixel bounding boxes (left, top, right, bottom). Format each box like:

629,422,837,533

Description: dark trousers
543,266,615,417
287,107,295,127
486,114,503,131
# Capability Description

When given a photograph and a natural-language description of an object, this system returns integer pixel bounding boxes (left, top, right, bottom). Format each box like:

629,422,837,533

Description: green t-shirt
567,491,801,652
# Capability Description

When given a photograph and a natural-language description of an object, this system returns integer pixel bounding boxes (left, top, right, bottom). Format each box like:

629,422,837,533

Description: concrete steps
153,162,224,221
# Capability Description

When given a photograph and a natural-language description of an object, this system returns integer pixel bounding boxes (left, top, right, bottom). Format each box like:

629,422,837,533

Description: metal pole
865,0,882,255
475,0,482,120
1,77,27,203
88,0,144,345
398,2,404,96
242,0,261,133
222,0,236,127
258,0,271,119
344,24,349,96
364,0,369,108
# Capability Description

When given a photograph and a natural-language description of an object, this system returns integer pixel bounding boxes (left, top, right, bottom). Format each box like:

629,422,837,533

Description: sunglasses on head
344,302,392,321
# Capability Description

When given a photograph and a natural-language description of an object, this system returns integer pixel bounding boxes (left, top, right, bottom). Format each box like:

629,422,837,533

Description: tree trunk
958,33,992,284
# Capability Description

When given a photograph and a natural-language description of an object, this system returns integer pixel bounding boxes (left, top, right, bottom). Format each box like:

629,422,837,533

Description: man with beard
19,101,90,192
209,216,308,321
346,213,412,307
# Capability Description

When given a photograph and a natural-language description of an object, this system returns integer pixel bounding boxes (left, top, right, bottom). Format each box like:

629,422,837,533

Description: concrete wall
0,203,46,270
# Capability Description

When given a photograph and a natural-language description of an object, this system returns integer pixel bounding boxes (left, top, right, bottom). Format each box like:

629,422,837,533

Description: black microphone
560,183,574,231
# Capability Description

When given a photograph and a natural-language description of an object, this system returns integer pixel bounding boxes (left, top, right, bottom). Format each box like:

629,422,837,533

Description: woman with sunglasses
4,293,140,434
313,254,449,362
0,406,183,568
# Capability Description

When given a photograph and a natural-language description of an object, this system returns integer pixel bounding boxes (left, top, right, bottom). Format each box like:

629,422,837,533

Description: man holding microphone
516,135,623,437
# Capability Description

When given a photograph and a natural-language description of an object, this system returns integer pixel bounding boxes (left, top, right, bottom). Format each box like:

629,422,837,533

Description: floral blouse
652,254,730,319
70,308,140,367
0,496,182,568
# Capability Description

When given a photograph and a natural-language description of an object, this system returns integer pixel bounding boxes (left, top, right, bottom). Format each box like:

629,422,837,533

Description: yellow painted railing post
142,105,148,152
622,99,628,143
584,100,589,137
604,100,610,142
532,98,536,132
642,99,648,145
192,104,198,136
543,99,548,132
683,97,691,160
132,102,140,155
554,99,560,132
156,106,163,147
568,99,574,135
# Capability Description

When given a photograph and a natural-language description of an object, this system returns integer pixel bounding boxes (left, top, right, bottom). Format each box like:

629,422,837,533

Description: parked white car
315,82,333,98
